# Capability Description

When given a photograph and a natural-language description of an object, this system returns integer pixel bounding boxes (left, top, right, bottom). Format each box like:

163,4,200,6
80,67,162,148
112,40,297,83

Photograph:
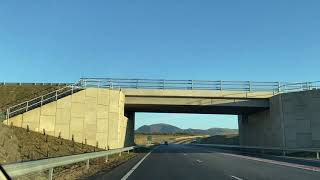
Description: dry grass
135,133,196,145
199,134,239,145
0,123,103,164
0,85,64,118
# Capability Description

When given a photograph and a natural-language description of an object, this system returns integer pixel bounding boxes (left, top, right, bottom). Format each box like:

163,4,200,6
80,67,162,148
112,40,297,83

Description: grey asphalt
87,144,320,180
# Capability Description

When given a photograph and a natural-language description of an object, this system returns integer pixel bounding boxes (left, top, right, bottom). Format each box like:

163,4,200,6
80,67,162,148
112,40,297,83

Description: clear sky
1,1,319,129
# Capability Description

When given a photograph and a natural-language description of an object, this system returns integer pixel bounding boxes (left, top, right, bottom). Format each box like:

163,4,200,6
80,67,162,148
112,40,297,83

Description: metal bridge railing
79,78,320,93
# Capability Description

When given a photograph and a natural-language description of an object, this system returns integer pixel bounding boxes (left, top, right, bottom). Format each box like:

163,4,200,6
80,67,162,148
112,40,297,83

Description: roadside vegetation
135,133,200,145
198,134,239,145
0,123,102,164
0,85,64,120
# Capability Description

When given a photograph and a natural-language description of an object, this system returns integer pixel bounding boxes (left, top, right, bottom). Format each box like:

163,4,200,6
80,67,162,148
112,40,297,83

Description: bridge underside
125,104,267,114
124,89,270,114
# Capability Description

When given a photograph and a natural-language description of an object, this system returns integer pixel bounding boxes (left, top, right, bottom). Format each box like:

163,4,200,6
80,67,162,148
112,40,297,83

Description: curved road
86,144,320,180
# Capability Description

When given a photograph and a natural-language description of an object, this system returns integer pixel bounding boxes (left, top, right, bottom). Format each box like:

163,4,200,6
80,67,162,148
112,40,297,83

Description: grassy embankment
198,134,239,145
0,84,64,119
0,84,144,179
135,133,205,145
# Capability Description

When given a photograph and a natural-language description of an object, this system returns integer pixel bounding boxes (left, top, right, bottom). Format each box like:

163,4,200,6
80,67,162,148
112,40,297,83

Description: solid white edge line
121,146,158,180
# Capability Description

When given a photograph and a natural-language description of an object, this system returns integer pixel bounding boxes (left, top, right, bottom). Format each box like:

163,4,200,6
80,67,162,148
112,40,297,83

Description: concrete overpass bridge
3,78,320,150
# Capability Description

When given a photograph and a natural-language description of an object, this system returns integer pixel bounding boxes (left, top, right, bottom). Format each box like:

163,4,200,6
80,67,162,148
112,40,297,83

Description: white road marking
230,175,243,180
183,153,187,156
121,147,158,180
196,159,203,163
203,149,320,173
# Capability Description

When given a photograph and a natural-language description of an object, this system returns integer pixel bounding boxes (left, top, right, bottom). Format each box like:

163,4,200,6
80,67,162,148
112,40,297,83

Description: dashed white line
230,175,243,180
121,147,158,180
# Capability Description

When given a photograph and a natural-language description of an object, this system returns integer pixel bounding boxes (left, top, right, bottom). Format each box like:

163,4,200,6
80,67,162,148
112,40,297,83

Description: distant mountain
136,123,183,134
135,123,238,135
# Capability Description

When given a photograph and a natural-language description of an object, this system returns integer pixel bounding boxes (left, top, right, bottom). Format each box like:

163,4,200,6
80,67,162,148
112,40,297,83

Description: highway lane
88,144,320,180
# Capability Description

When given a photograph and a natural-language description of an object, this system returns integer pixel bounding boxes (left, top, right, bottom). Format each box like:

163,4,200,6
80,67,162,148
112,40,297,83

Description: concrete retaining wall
239,90,320,148
4,88,132,149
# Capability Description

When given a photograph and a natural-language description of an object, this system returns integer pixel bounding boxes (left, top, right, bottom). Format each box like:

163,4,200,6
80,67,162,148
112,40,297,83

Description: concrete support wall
239,90,320,148
124,112,135,146
4,88,127,149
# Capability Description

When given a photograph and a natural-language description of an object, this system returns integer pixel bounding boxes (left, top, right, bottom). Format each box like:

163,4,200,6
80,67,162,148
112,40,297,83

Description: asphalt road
87,144,320,180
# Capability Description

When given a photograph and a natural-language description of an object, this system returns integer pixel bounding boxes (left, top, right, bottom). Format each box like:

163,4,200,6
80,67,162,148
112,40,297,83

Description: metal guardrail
79,78,320,93
2,146,137,180
194,144,320,159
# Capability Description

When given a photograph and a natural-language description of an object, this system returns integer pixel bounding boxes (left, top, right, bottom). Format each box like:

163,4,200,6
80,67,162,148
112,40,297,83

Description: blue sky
1,1,319,129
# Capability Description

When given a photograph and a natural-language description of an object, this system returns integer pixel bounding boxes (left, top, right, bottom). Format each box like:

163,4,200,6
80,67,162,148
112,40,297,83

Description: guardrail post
86,159,90,170
127,150,130,154
6,108,9,120
119,152,122,157
282,150,286,156
55,91,58,100
48,168,53,180
105,155,108,163
317,152,319,159
220,80,222,91
26,101,29,111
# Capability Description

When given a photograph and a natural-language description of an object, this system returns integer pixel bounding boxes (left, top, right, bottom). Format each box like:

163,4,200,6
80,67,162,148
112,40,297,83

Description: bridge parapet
79,78,320,93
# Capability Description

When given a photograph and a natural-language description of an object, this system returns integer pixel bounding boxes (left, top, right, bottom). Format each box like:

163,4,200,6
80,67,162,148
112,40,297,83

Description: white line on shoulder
121,146,158,180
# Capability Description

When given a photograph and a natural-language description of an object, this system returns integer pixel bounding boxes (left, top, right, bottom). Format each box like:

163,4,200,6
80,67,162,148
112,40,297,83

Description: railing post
191,80,193,90
248,81,252,92
55,91,58,101
48,168,53,180
163,79,165,89
26,101,29,111
317,152,319,159
86,159,90,170
220,80,222,91
71,85,74,94
105,155,108,163
278,82,281,92
41,96,44,106
136,79,139,89
6,108,9,121
127,150,130,154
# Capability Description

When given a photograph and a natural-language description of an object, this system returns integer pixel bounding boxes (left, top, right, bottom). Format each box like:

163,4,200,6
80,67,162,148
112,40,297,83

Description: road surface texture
86,144,320,180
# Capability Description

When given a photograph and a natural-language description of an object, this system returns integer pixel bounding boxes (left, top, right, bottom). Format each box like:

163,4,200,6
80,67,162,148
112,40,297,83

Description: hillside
136,123,182,134
0,123,102,164
136,123,238,135
0,84,65,119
